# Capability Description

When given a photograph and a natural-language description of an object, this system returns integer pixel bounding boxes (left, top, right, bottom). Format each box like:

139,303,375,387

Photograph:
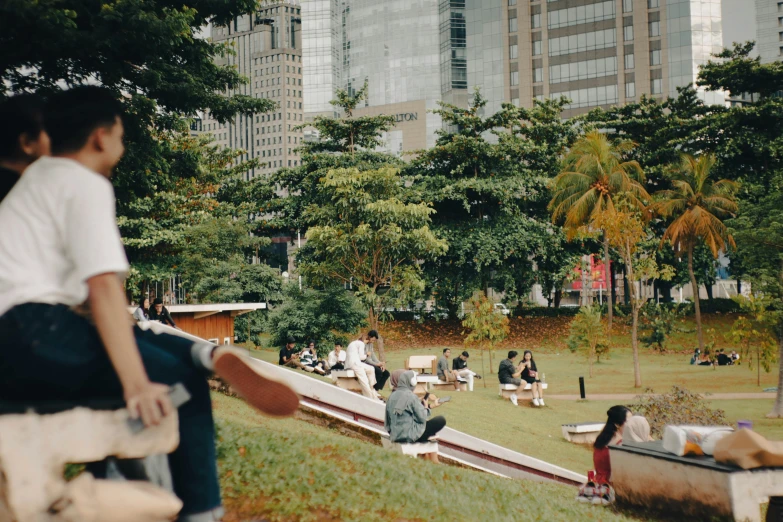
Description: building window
549,56,618,84
626,82,636,98
511,97,520,106
648,0,659,8
509,17,518,33
625,53,634,69
651,78,662,94
510,71,519,86
510,44,518,59
779,16,783,26
532,40,542,56
509,0,516,4
531,13,541,29
779,2,783,11
547,1,615,29
624,25,634,41
548,28,616,56
780,46,783,55
780,31,783,41
649,21,660,37
533,67,543,83
623,0,633,12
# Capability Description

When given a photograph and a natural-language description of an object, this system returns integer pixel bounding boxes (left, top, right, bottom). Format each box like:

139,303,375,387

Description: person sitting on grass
326,342,346,372
385,370,446,461
279,336,307,371
498,350,525,406
698,350,715,367
452,350,480,391
300,340,326,375
0,86,299,522
689,348,700,365
520,349,545,407
730,350,740,364
716,349,732,366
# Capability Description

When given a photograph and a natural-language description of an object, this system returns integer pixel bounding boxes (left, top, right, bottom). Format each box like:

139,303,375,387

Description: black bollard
579,376,586,400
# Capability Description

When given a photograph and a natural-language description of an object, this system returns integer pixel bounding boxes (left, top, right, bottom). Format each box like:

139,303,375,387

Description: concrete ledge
381,435,438,457
562,422,604,444
498,383,548,400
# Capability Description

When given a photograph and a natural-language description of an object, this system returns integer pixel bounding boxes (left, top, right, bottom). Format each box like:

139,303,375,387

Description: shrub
628,385,728,438
514,306,581,318
566,305,610,377
638,302,691,352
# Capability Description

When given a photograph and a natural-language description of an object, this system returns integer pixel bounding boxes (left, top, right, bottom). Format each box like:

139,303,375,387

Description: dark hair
443,348,450,354
594,406,632,449
286,335,296,344
522,350,536,372
44,86,123,154
0,94,46,159
367,329,378,339
508,350,518,359
335,342,343,347
308,340,316,346
153,298,163,305
461,351,469,358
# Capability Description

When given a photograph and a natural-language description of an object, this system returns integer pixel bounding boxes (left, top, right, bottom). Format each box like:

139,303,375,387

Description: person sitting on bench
362,330,390,391
0,86,299,522
520,350,545,407
390,369,449,409
437,348,464,391
0,93,49,203
385,370,446,445
326,342,346,372
498,350,525,406
452,350,480,391
345,334,382,401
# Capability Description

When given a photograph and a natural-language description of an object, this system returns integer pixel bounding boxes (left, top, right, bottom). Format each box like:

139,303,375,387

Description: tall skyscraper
484,0,726,118
302,0,341,120
756,0,782,64
202,1,304,179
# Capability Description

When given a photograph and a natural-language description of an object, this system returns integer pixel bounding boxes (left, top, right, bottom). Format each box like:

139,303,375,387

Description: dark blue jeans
0,303,221,516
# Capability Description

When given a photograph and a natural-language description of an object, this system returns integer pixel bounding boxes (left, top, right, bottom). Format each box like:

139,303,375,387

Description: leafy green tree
731,294,778,387
566,305,610,378
299,166,447,331
411,92,578,317
651,154,739,353
549,131,649,331
638,302,690,352
266,285,367,357
462,294,510,384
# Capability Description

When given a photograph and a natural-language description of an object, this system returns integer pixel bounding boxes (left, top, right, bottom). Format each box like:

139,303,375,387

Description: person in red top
593,405,632,484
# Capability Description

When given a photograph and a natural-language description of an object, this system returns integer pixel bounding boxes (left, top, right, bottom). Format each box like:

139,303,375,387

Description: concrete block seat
431,379,468,392
561,422,605,444
380,433,439,458
0,396,183,522
331,370,363,393
498,382,548,401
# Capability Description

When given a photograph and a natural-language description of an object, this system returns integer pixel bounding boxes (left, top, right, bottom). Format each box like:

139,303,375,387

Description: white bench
561,422,605,444
431,379,467,392
0,405,182,522
331,370,363,393
405,355,437,375
381,434,439,461
498,382,548,402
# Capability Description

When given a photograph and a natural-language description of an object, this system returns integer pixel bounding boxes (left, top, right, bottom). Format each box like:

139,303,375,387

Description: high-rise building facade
203,1,304,179
492,0,725,118
756,0,782,64
302,0,341,119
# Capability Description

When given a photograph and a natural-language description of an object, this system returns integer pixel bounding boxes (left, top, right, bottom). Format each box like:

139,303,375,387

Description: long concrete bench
561,422,604,444
611,440,783,522
498,382,549,402
405,355,437,375
381,433,439,463
0,400,182,522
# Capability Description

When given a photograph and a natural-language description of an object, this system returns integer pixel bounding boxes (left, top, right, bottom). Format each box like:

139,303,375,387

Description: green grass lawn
213,393,654,522
246,342,781,475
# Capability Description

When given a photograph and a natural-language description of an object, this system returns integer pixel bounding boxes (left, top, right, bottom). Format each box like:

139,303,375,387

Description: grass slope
214,394,649,522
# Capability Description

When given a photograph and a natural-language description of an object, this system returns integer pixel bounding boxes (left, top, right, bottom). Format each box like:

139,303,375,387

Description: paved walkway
548,393,776,401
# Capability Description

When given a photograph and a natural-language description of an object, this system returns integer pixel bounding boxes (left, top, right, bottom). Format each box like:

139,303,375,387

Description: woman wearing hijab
385,370,447,447
389,369,450,409
622,415,653,443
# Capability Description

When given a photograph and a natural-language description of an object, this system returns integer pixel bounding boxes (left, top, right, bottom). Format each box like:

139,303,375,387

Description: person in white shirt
345,334,381,401
326,342,346,371
0,86,298,522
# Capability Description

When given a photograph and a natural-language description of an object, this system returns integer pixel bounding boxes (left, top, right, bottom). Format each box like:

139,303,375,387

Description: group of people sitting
133,296,179,328
279,331,391,402
498,350,546,406
436,348,481,392
579,406,653,505
690,348,740,367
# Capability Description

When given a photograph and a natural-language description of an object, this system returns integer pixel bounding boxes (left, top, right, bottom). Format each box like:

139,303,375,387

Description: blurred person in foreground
0,93,50,202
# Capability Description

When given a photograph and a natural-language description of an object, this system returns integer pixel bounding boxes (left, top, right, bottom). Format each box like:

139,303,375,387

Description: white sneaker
539,399,545,407
533,398,540,407
510,394,518,406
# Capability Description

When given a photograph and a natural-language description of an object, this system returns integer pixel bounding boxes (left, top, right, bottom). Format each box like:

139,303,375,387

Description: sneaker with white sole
212,347,300,418
510,394,518,406
539,399,545,406
533,398,540,407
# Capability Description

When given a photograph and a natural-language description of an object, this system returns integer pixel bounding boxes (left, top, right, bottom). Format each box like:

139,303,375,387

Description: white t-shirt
345,339,365,369
0,157,129,317
327,349,346,367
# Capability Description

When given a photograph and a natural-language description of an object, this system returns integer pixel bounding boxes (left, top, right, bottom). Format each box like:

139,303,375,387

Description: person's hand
380,362,386,371
125,382,174,428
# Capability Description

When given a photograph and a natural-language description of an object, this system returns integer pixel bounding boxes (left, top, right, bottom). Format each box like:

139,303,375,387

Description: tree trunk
603,232,613,332
554,288,562,308
610,261,617,311
377,334,386,364
623,266,630,305
769,325,783,418
368,306,379,332
688,244,705,352
489,346,494,374
480,346,487,388
737,278,742,296
589,349,594,378
705,283,714,302
625,246,642,388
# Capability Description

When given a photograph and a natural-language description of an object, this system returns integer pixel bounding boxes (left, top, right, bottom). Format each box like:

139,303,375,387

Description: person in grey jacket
385,371,446,445
132,297,150,322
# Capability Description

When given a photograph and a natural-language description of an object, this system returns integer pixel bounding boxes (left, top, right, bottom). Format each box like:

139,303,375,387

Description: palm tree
549,131,649,331
652,153,739,352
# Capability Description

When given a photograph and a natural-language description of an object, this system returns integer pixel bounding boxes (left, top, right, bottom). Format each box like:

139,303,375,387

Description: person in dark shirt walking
0,94,50,203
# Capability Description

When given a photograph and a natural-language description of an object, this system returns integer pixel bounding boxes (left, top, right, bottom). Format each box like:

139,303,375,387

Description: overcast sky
722,0,757,51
